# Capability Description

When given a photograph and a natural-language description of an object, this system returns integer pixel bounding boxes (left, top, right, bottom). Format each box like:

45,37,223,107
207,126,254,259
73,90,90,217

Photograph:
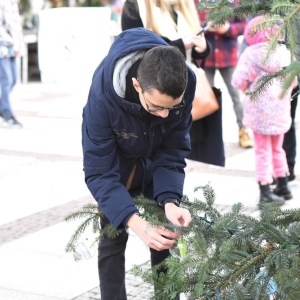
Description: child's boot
273,175,293,200
259,183,285,205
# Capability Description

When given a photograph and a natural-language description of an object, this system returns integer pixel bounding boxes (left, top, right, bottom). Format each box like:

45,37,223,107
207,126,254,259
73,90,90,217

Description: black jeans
283,91,298,174
98,215,177,300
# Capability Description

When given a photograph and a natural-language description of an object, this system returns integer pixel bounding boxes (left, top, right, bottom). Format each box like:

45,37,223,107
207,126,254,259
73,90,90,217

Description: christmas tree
65,184,300,299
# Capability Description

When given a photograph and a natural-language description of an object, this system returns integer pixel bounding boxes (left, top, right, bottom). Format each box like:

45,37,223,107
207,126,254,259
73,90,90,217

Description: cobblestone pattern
0,142,255,245
0,195,94,246
72,262,153,300
0,149,83,162
0,142,258,300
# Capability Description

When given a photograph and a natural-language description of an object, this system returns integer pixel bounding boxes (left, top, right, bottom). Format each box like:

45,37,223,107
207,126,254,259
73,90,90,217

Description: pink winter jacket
232,42,295,135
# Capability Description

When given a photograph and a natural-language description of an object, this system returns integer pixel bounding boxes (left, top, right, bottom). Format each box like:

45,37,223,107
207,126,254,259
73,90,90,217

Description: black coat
188,88,225,166
121,0,225,167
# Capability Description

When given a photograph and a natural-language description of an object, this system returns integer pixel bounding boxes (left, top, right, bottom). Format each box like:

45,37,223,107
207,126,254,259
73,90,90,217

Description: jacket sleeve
0,0,23,53
225,18,246,39
192,40,211,61
231,47,254,92
82,92,139,229
153,68,196,202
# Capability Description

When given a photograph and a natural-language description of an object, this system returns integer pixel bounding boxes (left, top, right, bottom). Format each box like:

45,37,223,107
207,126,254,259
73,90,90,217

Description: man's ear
132,77,140,93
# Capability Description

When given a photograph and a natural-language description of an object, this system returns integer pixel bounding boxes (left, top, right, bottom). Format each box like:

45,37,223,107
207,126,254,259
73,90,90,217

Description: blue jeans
0,57,17,118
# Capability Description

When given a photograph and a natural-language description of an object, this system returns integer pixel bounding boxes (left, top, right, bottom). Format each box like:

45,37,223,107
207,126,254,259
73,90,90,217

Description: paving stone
2,82,300,300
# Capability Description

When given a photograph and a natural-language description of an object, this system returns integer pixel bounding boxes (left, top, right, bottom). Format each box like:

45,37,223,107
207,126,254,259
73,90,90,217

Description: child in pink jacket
232,16,296,205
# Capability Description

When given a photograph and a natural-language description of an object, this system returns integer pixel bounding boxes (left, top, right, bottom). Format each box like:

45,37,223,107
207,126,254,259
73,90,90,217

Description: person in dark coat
121,0,225,167
82,28,196,300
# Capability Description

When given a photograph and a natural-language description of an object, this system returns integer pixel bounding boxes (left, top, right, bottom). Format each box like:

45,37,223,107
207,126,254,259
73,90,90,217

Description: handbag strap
192,57,206,69
199,58,206,69
126,162,137,190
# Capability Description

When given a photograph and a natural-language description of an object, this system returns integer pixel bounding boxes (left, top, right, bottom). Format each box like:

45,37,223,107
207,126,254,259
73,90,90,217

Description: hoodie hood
244,16,279,46
249,42,290,74
113,50,145,98
98,28,168,101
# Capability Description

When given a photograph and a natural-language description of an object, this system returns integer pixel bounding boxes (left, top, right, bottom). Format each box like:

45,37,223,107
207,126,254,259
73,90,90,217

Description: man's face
132,78,184,118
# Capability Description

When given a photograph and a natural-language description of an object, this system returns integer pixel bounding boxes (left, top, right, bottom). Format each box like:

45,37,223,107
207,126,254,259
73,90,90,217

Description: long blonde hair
144,0,201,36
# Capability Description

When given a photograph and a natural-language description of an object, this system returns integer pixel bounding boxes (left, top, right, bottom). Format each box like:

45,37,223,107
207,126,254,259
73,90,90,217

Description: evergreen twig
65,184,300,299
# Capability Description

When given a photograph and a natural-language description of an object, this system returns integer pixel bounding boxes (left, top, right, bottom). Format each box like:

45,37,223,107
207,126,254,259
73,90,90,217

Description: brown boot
239,127,253,148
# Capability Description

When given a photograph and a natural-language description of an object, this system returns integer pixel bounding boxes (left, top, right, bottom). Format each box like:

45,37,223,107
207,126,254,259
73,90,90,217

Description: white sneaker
1,116,23,129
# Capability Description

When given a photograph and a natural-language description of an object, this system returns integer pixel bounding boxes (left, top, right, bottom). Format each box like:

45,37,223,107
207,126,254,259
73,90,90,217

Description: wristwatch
158,198,180,207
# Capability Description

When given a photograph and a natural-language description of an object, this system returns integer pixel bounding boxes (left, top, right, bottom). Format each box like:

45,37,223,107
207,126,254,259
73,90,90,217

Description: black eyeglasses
141,92,185,113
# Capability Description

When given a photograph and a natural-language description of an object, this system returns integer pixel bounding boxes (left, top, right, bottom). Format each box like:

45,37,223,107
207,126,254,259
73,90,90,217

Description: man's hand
126,213,180,251
164,203,192,227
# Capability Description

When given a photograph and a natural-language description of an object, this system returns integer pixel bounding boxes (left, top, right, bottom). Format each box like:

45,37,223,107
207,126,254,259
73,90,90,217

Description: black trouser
98,215,177,300
283,90,298,174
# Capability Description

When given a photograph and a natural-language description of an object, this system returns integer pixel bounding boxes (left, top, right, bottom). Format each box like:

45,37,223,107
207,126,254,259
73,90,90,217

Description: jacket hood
249,42,288,73
98,28,169,101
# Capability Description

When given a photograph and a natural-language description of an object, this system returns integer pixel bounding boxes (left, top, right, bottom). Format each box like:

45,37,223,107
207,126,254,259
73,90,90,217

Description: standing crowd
121,0,298,204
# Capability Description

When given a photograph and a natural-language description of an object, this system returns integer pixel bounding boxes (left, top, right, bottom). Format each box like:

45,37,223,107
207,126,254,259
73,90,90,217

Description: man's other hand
164,203,192,227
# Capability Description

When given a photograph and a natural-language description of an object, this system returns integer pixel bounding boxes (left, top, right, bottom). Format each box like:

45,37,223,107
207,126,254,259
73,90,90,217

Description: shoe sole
283,194,293,200
288,179,297,186
272,192,293,201
239,143,253,149
1,122,22,129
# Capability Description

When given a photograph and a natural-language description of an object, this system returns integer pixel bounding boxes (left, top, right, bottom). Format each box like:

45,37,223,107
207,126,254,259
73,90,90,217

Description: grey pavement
1,72,300,300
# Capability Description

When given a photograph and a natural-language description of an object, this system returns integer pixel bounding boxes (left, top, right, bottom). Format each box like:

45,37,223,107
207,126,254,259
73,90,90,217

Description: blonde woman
121,0,210,64
121,0,225,168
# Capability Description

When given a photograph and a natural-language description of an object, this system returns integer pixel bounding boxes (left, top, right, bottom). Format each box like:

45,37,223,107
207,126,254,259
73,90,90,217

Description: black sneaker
2,116,23,128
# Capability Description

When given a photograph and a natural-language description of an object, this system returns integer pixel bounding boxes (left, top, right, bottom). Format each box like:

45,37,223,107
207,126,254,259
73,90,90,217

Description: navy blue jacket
82,28,196,229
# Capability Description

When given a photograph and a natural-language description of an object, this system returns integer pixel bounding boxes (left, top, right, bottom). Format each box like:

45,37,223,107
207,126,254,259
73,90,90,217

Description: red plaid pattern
196,1,246,68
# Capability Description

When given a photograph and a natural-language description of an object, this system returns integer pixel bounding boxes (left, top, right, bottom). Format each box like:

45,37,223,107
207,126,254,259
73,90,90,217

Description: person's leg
253,132,284,204
204,67,216,87
272,134,292,200
98,215,128,300
219,67,244,129
272,134,289,178
150,247,170,268
0,57,22,127
253,132,273,184
10,56,17,90
219,67,253,148
144,182,179,299
283,94,298,180
150,248,180,300
0,57,14,118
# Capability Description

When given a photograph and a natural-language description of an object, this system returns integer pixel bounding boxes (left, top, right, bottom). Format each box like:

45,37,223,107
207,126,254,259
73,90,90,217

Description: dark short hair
137,46,188,99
